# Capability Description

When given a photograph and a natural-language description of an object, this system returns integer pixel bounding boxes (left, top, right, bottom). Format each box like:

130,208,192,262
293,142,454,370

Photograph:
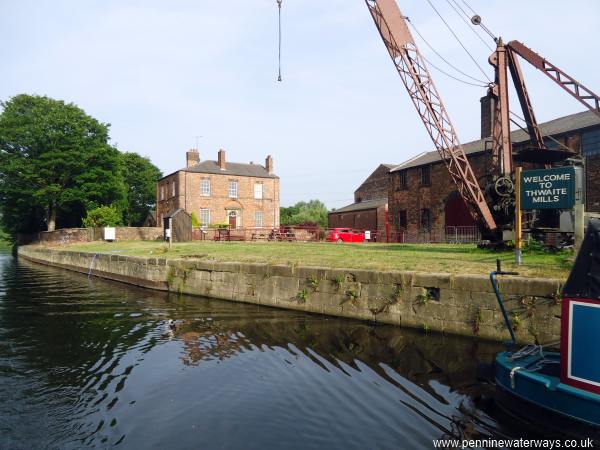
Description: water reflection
0,253,522,449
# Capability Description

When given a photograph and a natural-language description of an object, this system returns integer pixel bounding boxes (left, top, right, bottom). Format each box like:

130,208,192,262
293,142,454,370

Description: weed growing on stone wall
308,275,320,292
248,281,258,297
369,297,396,316
511,312,522,332
166,266,176,288
422,322,430,334
297,288,309,304
340,288,359,305
551,286,562,305
333,275,344,291
415,288,433,305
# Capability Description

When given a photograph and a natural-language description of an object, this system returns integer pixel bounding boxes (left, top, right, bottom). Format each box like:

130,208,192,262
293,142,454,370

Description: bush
82,206,123,228
191,212,200,227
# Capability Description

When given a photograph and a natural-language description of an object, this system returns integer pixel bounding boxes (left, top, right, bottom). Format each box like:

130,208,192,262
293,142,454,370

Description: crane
365,0,498,233
364,0,600,238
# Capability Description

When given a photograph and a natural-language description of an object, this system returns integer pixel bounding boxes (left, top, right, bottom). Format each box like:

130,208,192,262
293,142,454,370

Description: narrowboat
491,219,600,434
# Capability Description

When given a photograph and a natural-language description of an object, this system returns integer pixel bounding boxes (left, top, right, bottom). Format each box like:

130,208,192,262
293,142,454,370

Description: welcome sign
520,167,575,210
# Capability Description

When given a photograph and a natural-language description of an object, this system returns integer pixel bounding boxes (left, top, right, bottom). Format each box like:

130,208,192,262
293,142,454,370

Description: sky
1,0,599,209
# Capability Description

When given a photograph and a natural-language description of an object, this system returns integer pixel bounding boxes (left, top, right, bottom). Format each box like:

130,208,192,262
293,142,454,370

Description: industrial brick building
328,164,395,239
389,100,600,239
156,149,280,229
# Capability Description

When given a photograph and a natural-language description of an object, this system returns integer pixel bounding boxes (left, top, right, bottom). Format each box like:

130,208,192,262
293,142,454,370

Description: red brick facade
156,150,280,229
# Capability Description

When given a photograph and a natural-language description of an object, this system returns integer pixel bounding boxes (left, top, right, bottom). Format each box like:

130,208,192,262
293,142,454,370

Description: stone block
453,274,493,293
497,277,561,297
413,272,452,289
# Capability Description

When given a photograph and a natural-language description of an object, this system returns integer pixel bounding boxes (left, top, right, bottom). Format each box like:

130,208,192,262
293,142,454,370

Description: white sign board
104,227,116,241
364,230,371,240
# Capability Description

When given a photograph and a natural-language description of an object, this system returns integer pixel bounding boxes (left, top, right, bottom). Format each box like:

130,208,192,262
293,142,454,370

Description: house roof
160,160,278,180
391,110,600,172
329,198,387,214
163,208,190,219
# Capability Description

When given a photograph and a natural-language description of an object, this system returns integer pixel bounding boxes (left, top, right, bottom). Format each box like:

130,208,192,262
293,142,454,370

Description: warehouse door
444,191,476,227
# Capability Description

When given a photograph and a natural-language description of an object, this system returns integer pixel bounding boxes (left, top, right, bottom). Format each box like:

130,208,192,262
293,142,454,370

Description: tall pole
169,217,173,250
515,166,522,265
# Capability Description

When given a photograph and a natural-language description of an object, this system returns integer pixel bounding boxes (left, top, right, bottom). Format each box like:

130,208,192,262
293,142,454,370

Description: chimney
265,155,273,175
218,149,226,170
186,148,199,167
480,91,496,139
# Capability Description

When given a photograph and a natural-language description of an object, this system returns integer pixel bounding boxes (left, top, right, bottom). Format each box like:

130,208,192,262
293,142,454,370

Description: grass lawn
61,240,572,279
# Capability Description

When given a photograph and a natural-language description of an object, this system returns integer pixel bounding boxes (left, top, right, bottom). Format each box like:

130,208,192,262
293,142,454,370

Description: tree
0,94,126,235
121,152,162,226
82,205,123,228
280,200,328,228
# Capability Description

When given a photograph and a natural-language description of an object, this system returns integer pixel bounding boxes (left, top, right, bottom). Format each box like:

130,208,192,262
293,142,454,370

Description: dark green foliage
280,200,328,228
120,152,162,226
82,205,123,228
0,94,126,235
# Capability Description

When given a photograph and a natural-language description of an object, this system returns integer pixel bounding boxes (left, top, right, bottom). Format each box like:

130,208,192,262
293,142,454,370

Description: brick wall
388,154,489,236
354,164,392,202
587,155,600,213
157,171,280,229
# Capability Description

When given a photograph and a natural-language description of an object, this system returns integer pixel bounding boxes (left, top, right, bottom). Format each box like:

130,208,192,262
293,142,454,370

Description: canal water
0,252,536,449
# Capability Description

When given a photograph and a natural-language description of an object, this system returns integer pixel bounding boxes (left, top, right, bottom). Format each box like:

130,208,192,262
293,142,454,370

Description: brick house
156,149,280,229
328,164,396,240
389,101,600,238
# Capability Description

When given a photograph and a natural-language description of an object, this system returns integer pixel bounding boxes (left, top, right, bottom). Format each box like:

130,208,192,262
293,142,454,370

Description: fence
192,226,321,242
391,226,481,244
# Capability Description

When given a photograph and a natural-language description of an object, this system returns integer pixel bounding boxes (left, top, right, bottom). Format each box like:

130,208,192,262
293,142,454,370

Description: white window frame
229,180,238,198
160,186,165,201
255,211,264,228
201,179,211,197
200,208,211,226
172,181,177,197
254,182,263,199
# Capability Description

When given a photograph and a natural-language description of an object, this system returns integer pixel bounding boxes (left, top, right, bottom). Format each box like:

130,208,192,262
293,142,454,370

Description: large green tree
0,94,126,235
280,200,328,228
120,152,162,226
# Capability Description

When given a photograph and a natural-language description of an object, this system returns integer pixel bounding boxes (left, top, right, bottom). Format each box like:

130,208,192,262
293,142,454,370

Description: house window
399,170,408,191
201,179,211,197
160,185,165,201
399,210,407,228
255,211,264,227
172,180,177,197
421,165,431,187
254,182,263,199
420,208,431,231
200,208,211,226
229,180,238,198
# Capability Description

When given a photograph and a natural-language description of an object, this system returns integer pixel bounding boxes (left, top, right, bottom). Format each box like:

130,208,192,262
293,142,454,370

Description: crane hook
277,0,282,82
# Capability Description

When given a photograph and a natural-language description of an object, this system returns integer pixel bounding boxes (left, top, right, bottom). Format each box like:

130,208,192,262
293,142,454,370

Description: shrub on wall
82,206,123,228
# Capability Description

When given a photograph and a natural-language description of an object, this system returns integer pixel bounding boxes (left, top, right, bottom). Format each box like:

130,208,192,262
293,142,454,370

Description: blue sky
1,0,599,208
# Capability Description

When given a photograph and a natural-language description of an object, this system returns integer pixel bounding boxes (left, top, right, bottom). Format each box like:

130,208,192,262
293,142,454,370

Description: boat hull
495,352,600,429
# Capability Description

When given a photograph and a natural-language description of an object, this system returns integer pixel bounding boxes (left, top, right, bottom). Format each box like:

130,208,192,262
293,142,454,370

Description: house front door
229,213,237,229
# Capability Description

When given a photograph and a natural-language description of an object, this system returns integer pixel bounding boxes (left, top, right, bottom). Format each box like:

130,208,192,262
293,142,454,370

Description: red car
326,228,365,243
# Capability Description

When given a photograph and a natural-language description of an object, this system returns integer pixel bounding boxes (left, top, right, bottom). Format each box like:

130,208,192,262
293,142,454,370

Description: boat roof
563,218,600,300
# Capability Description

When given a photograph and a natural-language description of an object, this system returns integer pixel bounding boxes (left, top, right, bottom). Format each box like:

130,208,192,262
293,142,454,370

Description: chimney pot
218,149,226,170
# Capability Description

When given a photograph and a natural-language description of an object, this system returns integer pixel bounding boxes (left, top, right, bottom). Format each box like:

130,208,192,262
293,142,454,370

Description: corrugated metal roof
329,198,387,214
391,110,600,172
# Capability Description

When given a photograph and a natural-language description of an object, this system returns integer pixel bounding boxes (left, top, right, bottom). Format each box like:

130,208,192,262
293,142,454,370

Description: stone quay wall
18,245,563,344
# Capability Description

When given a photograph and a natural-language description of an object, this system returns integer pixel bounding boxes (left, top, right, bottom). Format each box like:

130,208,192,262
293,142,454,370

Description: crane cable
424,0,492,83
277,0,282,82
406,18,488,86
509,110,578,153
445,0,494,51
